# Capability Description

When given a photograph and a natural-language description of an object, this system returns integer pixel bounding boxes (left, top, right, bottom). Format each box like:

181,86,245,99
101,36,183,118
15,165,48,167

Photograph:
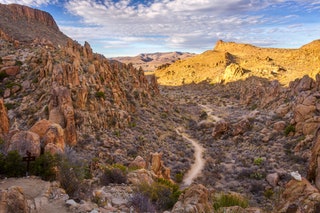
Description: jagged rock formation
111,51,195,72
155,39,320,86
171,184,213,213
0,3,68,46
0,98,9,138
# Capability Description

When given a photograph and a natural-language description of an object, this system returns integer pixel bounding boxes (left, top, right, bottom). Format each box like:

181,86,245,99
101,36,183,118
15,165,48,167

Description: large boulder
275,178,320,213
127,169,155,186
0,186,28,213
171,184,213,213
30,119,65,153
7,131,40,157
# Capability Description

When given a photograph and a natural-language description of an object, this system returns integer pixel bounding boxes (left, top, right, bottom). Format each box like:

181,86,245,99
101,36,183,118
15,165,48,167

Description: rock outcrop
7,131,41,157
0,186,28,213
0,3,68,45
171,184,213,213
275,178,320,213
0,98,9,138
147,152,171,181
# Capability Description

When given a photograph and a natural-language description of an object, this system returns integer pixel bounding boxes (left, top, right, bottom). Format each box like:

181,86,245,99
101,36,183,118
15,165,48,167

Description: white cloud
0,0,55,6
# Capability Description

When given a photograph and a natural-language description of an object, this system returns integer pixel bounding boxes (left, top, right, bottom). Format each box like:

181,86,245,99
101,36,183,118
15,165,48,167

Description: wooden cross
22,150,36,176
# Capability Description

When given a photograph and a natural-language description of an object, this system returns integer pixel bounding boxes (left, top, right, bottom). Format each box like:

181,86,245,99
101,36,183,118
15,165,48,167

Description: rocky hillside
155,39,320,86
0,3,68,46
111,51,195,72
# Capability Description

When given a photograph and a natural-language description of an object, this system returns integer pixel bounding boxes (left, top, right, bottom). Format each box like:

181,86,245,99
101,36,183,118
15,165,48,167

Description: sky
1,0,320,57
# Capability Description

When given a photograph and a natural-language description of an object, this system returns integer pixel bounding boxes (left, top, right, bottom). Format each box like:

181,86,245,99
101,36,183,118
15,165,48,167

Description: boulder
171,184,213,213
0,186,28,213
266,173,279,187
212,120,229,138
129,156,146,169
7,131,41,157
1,66,20,76
30,119,65,152
232,119,251,136
275,178,320,213
273,121,286,132
127,169,155,186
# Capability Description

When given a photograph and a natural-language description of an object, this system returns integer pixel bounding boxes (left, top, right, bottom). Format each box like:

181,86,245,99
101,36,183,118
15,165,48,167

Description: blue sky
1,0,320,57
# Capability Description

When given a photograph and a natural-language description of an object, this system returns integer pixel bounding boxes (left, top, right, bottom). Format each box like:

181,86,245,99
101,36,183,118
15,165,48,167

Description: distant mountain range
155,39,320,86
111,52,196,72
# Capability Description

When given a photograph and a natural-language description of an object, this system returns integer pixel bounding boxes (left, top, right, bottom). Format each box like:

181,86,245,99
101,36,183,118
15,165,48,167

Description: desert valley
1,3,320,213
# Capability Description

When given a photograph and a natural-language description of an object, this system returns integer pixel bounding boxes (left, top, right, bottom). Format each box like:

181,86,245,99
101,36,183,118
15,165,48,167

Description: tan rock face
30,119,65,153
7,131,41,157
129,156,146,169
171,184,213,213
0,98,9,137
275,178,320,213
308,128,320,189
49,86,77,146
0,186,28,213
147,152,171,180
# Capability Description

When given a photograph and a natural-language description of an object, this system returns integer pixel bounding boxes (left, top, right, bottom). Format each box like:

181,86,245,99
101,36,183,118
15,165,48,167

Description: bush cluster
213,193,249,211
134,178,181,211
0,150,91,199
100,164,128,185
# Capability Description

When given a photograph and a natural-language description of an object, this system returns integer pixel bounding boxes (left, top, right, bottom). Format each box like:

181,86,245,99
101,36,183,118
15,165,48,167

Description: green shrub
4,103,15,110
30,152,57,181
213,193,249,210
100,165,127,185
0,71,9,80
284,124,295,136
56,150,90,198
253,157,264,166
136,178,181,211
175,172,184,183
15,60,23,66
4,151,25,177
95,91,105,99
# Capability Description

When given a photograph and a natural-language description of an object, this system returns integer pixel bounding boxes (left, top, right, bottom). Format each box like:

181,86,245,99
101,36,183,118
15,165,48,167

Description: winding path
176,104,225,186
176,127,205,186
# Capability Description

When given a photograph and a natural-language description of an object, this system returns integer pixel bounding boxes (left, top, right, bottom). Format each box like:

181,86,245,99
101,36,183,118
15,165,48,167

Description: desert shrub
3,151,25,177
15,60,23,66
264,188,274,199
175,172,184,183
100,165,127,185
0,71,8,80
136,178,181,211
0,153,5,175
213,193,249,210
4,103,16,110
30,152,57,181
95,91,105,99
56,148,90,198
130,192,156,213
284,124,295,136
253,157,264,166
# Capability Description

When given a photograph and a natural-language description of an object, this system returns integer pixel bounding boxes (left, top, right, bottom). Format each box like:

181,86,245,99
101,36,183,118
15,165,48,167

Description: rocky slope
111,51,195,72
155,39,320,86
0,3,68,46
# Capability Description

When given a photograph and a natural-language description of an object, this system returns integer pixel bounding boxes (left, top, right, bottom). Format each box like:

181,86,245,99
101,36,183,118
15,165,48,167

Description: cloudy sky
1,0,320,57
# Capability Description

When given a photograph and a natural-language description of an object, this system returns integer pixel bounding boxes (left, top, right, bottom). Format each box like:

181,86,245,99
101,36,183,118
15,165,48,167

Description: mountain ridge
0,3,68,46
155,39,320,86
111,51,196,71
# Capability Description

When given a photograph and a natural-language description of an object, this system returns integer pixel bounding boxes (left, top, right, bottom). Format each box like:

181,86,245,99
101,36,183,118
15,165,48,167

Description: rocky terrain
155,39,320,86
1,3,320,213
111,52,195,72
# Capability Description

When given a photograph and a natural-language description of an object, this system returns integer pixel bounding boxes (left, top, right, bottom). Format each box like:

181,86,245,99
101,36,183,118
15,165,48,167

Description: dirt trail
176,127,205,186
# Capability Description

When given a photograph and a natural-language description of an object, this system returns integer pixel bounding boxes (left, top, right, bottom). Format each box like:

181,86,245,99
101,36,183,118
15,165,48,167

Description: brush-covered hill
155,39,320,86
111,51,195,72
